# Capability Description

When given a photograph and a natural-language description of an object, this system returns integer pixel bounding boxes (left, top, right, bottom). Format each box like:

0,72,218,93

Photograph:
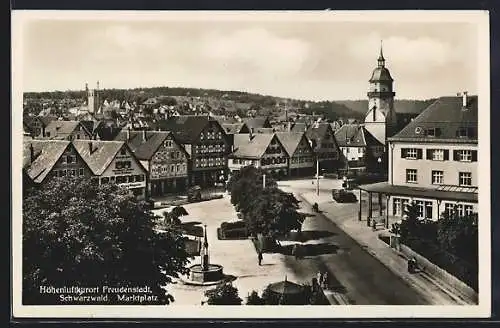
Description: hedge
404,237,478,292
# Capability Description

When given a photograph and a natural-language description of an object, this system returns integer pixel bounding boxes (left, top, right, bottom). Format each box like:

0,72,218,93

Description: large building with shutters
357,93,478,226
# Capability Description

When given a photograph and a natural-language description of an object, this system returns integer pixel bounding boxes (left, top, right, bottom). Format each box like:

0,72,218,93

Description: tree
437,210,478,264
246,187,303,238
245,290,265,305
228,166,276,214
204,282,242,305
23,177,191,305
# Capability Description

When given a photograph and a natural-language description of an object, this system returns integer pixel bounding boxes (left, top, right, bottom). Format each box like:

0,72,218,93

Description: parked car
332,189,358,203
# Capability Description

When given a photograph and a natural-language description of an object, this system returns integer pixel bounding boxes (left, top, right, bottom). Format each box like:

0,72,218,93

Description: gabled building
334,124,385,174
23,139,92,185
275,132,315,177
153,115,230,187
39,120,93,141
23,115,58,138
358,93,478,227
73,140,147,199
115,130,190,197
243,117,272,130
304,122,342,173
229,133,289,179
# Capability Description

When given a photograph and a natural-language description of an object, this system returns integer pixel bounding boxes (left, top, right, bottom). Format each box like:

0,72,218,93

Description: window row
53,168,85,177
154,164,186,174
265,146,283,155
392,198,474,219
195,144,225,154
291,157,314,164
61,155,77,164
115,161,132,170
232,159,258,166
101,174,145,184
195,157,224,168
401,148,477,162
262,157,287,166
406,169,473,186
200,131,223,141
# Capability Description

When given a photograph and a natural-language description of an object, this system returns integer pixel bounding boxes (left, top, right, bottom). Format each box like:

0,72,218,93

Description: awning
357,182,478,203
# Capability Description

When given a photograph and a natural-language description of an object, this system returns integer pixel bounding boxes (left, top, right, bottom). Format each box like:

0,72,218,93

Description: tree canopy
228,166,303,239
204,282,242,305
23,177,191,305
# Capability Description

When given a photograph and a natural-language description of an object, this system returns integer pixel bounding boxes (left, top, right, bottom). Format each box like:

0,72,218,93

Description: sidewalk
297,190,474,305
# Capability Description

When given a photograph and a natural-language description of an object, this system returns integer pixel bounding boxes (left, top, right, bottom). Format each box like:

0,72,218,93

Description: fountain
183,224,225,286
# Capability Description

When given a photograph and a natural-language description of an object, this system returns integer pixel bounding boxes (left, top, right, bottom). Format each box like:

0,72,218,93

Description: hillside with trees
336,99,436,115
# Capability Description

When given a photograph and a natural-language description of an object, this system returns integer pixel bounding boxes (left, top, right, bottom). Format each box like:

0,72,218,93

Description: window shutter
417,149,423,159
426,149,432,160
401,148,406,158
435,128,442,137
453,150,459,161
443,150,449,161
471,150,478,162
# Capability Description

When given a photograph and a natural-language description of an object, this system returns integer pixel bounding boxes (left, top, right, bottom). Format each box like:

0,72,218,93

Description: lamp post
316,157,320,196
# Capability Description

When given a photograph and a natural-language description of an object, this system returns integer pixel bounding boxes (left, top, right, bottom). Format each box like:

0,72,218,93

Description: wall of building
100,145,147,198
49,145,92,180
389,141,478,188
290,137,314,169
387,196,478,221
150,137,188,180
191,121,228,172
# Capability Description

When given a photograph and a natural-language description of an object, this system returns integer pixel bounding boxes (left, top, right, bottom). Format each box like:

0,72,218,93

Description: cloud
199,28,312,77
348,33,460,75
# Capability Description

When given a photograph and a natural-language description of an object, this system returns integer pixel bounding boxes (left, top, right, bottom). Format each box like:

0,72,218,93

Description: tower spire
378,40,385,68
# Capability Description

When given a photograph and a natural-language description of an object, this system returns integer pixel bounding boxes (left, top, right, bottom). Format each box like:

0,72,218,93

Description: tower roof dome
369,67,393,82
369,41,393,82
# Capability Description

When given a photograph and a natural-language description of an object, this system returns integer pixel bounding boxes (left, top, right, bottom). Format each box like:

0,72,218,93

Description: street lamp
377,157,382,175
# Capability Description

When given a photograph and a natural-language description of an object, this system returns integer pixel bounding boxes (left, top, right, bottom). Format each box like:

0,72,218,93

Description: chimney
126,127,130,141
462,91,468,107
142,129,146,142
85,83,89,92
88,141,93,154
249,128,254,141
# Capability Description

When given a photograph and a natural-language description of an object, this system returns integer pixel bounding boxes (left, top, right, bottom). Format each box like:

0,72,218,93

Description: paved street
277,182,429,305
152,178,461,305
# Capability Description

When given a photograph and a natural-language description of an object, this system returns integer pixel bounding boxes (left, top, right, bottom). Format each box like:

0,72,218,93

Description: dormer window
425,128,441,137
457,127,468,138
456,127,476,138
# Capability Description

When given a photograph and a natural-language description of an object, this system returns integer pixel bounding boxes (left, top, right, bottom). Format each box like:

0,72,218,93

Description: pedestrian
316,271,323,287
322,271,329,289
258,251,263,266
292,244,299,260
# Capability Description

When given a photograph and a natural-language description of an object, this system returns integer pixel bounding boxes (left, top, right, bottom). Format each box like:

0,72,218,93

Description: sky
19,15,480,101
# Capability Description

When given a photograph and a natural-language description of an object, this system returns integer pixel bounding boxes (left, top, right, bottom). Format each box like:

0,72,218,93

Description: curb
294,191,468,306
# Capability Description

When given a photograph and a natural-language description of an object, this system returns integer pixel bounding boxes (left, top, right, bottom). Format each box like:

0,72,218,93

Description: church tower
86,81,100,114
364,42,397,145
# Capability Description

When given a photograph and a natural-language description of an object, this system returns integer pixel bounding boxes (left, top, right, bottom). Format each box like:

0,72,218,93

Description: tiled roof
254,128,275,134
335,124,366,147
243,117,271,129
152,116,211,144
232,133,275,159
42,120,90,139
73,140,125,175
38,115,58,127
23,140,70,183
335,124,384,147
275,132,307,157
115,130,188,160
222,123,245,134
305,122,331,140
290,122,308,133
389,96,478,142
